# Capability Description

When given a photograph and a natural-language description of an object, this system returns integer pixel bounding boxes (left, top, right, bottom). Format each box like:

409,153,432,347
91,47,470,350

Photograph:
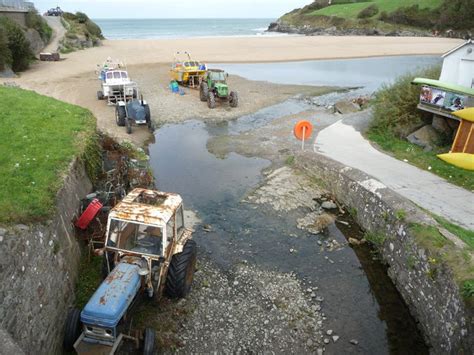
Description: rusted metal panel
109,188,182,227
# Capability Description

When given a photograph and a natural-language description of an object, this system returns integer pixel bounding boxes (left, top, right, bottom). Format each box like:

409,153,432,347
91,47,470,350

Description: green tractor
200,69,239,109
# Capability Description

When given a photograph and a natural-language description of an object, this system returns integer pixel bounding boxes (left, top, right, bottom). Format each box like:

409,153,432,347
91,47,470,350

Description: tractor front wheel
143,328,156,355
126,119,132,134
207,94,216,109
115,106,126,127
200,82,209,102
63,308,82,351
165,240,197,299
229,91,239,108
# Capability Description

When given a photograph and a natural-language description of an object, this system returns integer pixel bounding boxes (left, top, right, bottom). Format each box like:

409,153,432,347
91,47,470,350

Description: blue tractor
64,189,197,354
115,96,154,135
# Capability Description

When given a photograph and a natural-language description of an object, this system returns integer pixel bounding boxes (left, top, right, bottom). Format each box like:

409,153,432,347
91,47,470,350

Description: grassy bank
60,12,103,53
0,86,96,223
367,65,474,191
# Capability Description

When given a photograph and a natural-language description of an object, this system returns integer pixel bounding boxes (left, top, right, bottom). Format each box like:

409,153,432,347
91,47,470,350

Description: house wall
440,42,474,88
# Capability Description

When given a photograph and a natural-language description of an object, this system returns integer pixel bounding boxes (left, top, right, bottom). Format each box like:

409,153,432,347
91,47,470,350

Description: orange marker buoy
294,120,313,141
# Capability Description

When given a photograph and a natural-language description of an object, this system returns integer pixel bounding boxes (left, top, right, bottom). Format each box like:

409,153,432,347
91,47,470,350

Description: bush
369,65,441,138
0,17,33,72
85,20,104,39
75,12,90,24
0,26,12,71
26,10,52,42
357,4,379,19
438,0,474,30
379,5,435,29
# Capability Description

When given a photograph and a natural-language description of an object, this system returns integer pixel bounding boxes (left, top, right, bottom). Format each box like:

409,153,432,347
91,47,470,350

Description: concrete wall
0,158,92,355
0,9,27,27
440,42,474,88
296,151,473,354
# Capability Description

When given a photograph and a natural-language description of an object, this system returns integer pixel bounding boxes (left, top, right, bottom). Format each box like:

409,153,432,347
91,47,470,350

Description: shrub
379,5,436,29
357,4,379,19
26,10,52,42
437,0,474,30
369,65,441,138
0,26,12,71
85,19,104,39
75,12,90,24
0,17,33,72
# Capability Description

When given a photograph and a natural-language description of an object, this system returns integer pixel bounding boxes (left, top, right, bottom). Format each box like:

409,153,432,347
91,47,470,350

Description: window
113,72,121,79
121,72,128,79
108,219,162,256
167,217,175,242
106,72,113,79
176,206,184,235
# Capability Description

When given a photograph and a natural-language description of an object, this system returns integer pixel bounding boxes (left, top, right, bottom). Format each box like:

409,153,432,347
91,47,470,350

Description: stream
147,56,438,353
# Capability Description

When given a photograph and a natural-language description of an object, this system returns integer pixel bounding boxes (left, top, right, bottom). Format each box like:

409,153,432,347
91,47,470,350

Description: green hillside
312,0,443,19
274,0,473,36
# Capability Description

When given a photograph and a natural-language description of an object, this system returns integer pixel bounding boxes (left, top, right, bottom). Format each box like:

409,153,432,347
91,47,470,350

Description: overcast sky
34,1,313,19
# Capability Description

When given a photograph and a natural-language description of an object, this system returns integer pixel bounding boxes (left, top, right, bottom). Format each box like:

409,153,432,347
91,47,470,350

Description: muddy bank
10,63,335,146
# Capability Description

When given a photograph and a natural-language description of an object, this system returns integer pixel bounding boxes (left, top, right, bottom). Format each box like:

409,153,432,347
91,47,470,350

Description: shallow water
148,120,428,354
216,55,441,94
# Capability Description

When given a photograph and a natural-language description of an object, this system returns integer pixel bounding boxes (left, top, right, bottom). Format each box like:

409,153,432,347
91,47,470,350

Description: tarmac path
314,112,474,231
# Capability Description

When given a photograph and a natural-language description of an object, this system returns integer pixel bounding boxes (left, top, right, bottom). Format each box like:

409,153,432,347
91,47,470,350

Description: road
42,16,66,53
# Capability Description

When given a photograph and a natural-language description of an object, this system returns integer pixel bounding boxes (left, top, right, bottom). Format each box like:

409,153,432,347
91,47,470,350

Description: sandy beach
9,35,462,145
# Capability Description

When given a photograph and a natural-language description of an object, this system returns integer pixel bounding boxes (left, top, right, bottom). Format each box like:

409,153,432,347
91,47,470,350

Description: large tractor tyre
207,94,216,109
115,106,126,127
200,82,209,102
165,240,197,299
143,104,151,121
126,119,132,134
143,328,156,355
97,91,104,100
229,91,239,108
63,308,82,351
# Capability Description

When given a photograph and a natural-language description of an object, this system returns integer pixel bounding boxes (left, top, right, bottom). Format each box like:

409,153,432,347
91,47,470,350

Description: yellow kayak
453,108,474,123
437,153,474,171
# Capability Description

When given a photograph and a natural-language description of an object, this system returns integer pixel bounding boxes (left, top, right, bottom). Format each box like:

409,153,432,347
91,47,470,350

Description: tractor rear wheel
207,94,216,109
143,328,155,355
63,308,82,351
97,91,104,100
165,240,197,299
115,106,126,126
229,91,239,108
143,104,151,121
126,119,132,134
200,82,209,102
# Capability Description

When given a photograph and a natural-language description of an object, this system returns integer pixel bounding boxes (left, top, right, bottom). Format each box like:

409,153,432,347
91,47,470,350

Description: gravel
164,257,325,353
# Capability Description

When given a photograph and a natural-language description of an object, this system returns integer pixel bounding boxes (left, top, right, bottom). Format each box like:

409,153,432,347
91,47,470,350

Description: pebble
317,349,324,355
350,339,359,345
233,281,239,286
326,330,333,336
307,339,313,347
324,338,330,344
0,228,7,236
321,201,337,210
332,335,339,343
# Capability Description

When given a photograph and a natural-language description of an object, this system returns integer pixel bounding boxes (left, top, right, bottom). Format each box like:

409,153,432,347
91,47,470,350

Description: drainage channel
148,118,428,354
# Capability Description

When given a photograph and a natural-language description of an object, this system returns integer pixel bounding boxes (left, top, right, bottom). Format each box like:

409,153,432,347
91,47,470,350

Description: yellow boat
437,153,474,171
170,52,207,88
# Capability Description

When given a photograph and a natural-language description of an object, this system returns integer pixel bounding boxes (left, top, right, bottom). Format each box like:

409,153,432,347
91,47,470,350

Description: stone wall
296,151,473,354
0,10,27,27
0,158,92,355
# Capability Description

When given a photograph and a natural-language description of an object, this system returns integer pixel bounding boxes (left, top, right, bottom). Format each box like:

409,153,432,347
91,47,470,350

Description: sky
34,0,313,19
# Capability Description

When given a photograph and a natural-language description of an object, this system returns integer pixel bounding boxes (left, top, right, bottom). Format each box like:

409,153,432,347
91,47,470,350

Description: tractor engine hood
127,100,146,122
214,83,228,95
81,262,141,328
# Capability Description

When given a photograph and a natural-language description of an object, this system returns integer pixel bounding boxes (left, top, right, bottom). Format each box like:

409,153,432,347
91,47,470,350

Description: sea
93,18,280,40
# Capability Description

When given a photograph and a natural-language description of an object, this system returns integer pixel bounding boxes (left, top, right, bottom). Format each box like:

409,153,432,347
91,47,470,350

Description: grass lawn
367,131,474,191
0,86,95,223
312,0,443,18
